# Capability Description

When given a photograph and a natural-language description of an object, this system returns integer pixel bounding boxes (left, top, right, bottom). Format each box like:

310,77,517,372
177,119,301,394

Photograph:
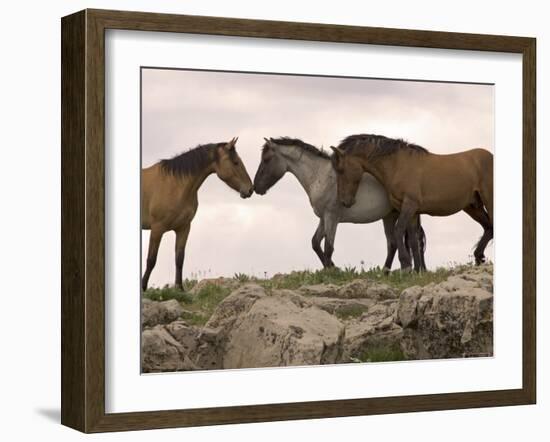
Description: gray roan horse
253,137,426,271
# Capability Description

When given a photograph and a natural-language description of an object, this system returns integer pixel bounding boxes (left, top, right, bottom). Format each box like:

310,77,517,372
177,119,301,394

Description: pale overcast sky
142,68,494,287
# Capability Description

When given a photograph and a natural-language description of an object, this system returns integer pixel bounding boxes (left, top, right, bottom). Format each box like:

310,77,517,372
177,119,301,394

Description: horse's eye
263,157,271,164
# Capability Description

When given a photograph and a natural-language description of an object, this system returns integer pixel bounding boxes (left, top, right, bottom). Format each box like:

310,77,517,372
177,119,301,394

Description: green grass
143,282,232,326
353,343,406,363
142,286,194,304
257,265,459,292
233,272,251,283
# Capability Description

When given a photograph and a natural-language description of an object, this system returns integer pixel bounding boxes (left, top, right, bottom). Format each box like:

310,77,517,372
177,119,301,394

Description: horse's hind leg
382,211,399,273
394,197,417,272
405,215,423,273
463,205,493,265
142,226,165,291
174,223,191,289
312,219,327,268
479,164,494,224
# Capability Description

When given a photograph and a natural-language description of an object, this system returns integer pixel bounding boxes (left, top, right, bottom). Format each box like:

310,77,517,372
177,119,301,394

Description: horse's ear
331,146,344,156
225,137,238,150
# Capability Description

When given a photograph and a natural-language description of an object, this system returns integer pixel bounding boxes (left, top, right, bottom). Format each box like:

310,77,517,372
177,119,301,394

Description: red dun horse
331,134,493,271
141,138,253,290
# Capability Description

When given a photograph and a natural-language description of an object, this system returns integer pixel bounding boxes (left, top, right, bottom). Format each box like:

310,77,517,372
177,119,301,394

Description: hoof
382,266,391,275
401,266,412,273
475,256,486,266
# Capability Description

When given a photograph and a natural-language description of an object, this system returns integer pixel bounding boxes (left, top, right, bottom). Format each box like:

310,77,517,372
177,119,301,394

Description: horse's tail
418,218,427,270
417,217,427,255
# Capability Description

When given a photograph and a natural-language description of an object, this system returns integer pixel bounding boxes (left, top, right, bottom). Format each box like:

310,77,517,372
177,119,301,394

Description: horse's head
331,146,362,208
214,137,254,199
253,138,289,195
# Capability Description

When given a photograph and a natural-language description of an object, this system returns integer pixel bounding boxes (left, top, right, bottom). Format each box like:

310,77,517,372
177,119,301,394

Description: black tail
418,222,426,255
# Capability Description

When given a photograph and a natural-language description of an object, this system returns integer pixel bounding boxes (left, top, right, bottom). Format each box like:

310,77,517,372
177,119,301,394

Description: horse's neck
360,154,393,185
178,164,215,196
285,150,331,200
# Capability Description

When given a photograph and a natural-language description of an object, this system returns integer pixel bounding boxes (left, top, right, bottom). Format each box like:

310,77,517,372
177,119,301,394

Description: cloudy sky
142,68,494,287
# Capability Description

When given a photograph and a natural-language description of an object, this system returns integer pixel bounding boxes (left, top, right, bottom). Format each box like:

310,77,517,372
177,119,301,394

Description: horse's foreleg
463,205,493,265
382,211,399,273
323,216,338,268
174,224,191,290
394,198,417,271
312,219,327,268
142,227,165,291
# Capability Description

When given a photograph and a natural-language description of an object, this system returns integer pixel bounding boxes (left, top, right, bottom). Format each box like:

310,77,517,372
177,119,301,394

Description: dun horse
141,138,254,290
331,134,493,271
254,137,426,271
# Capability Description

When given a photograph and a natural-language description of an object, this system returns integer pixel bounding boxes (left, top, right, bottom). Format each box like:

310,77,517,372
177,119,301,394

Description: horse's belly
340,179,392,223
420,195,470,216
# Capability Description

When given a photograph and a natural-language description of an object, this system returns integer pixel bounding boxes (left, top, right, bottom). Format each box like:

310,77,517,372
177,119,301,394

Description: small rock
142,299,184,328
165,320,199,354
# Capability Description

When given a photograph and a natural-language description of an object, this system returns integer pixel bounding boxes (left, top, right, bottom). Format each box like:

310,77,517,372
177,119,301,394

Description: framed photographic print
61,9,536,433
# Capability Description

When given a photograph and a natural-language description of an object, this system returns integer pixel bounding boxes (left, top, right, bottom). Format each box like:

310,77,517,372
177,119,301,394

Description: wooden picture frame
61,8,536,433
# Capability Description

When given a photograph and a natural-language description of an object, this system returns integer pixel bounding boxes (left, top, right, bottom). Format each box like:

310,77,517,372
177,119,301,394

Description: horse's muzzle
342,198,356,208
240,187,254,199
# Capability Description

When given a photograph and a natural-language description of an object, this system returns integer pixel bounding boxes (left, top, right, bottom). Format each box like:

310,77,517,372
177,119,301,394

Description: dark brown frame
61,8,536,433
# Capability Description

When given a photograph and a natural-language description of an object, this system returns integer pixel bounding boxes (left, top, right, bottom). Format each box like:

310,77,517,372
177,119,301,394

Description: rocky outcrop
397,265,493,359
141,265,493,372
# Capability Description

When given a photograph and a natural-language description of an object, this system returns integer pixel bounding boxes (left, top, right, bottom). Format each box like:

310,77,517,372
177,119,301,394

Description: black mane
266,137,331,160
160,142,225,177
338,134,429,158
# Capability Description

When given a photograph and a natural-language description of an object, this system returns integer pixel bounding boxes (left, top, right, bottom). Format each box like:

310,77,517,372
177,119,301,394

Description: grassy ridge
142,265,466,327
